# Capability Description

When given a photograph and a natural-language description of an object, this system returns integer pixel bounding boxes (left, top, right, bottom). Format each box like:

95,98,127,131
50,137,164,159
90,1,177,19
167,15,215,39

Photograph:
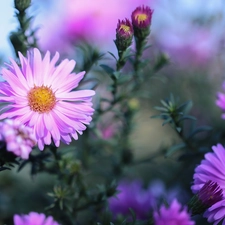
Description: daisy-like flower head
0,119,36,159
14,212,59,225
131,5,153,40
0,48,95,150
192,144,225,225
153,199,195,225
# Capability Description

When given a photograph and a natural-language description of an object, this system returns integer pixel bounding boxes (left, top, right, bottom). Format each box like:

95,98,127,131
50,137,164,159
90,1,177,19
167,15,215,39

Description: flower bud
131,5,153,40
14,0,31,12
114,19,133,52
188,180,223,215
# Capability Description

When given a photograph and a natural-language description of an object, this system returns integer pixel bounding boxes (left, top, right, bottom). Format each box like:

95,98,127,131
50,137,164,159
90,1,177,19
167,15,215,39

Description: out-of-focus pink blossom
14,212,59,225
37,0,152,54
151,0,224,67
0,119,36,159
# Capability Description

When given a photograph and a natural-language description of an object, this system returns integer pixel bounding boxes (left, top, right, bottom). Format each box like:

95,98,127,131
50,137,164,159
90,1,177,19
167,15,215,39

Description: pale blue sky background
0,0,17,58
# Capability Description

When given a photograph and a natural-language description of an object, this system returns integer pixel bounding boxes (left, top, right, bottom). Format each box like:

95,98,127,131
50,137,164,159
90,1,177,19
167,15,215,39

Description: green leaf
154,106,168,112
177,101,193,113
100,64,115,76
177,115,196,123
166,143,186,157
107,51,118,61
162,118,172,126
113,71,121,79
188,126,212,139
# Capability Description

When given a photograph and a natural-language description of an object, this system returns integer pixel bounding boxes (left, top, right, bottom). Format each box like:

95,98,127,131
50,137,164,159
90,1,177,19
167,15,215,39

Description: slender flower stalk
0,48,95,150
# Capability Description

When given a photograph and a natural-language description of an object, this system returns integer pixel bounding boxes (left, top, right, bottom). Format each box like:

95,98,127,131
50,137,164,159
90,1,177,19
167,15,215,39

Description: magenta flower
0,119,36,159
108,180,155,219
14,212,59,225
192,144,225,225
0,48,95,150
153,199,195,225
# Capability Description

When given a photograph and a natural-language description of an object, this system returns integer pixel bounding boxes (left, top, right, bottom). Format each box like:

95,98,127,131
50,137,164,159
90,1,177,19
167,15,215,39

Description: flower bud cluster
115,5,153,52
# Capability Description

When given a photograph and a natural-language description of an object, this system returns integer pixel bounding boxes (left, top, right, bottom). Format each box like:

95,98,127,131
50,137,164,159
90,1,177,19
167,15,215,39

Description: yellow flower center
119,24,131,33
28,86,56,113
135,13,148,24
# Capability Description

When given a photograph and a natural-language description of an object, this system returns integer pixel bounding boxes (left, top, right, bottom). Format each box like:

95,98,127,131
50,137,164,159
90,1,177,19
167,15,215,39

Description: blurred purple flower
153,199,195,225
192,143,225,225
0,119,36,159
152,1,224,67
108,180,155,219
14,212,59,225
216,83,225,119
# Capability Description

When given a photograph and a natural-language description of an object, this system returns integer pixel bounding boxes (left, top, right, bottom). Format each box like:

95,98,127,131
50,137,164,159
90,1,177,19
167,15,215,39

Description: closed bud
114,19,133,52
14,0,31,12
131,5,153,40
188,181,223,215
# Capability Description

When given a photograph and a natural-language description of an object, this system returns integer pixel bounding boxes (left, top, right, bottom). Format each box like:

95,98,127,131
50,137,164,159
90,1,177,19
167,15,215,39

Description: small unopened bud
131,5,153,40
114,19,133,52
14,0,31,12
188,181,223,215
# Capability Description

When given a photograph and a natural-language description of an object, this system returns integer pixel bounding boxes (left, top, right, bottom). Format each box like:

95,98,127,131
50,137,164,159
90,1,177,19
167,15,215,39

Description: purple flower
0,119,36,159
153,199,195,225
14,212,59,225
108,180,155,219
192,144,225,225
0,48,95,150
216,83,225,119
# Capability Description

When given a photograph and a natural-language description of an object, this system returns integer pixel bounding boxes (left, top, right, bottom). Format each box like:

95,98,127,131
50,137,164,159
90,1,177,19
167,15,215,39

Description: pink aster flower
191,144,225,225
14,212,59,225
0,48,95,150
0,119,36,159
153,199,195,225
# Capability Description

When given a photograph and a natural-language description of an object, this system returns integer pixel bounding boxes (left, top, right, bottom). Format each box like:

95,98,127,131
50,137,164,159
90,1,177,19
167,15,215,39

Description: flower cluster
0,119,36,159
115,5,153,52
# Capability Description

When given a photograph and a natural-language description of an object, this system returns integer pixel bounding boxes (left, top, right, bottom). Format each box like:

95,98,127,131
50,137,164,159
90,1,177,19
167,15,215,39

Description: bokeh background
1,0,225,224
